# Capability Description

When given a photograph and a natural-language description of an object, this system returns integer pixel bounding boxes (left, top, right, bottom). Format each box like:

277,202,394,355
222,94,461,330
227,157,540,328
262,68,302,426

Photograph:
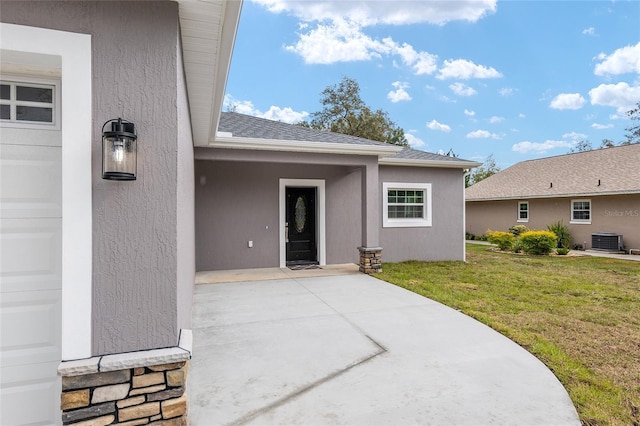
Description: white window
571,199,591,224
383,182,432,228
517,201,529,222
0,77,60,129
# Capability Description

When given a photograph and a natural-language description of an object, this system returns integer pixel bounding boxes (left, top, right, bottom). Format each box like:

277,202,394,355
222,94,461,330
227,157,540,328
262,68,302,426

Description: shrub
520,230,558,255
547,221,572,248
487,230,515,251
466,232,475,240
556,247,570,255
513,238,524,253
509,224,529,236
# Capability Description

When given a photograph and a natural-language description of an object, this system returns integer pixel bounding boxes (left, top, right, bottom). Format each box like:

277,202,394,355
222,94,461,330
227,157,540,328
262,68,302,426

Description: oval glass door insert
294,196,307,233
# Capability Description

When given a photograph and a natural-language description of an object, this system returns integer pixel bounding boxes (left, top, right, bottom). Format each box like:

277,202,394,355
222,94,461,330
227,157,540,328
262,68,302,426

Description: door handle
285,222,289,243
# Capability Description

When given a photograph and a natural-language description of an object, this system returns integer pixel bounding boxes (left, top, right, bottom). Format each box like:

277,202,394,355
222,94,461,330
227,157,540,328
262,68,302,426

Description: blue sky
224,0,640,168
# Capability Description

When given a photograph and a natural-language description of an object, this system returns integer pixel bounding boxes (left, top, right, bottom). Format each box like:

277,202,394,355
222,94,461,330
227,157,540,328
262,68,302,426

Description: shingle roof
218,112,478,167
389,147,476,163
466,144,640,201
219,112,388,146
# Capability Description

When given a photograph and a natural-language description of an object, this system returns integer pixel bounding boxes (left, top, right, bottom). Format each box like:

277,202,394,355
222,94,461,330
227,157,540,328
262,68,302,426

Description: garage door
1,80,63,425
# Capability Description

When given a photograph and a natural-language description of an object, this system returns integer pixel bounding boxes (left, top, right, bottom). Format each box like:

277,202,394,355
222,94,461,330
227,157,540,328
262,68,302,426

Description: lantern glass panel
103,135,137,180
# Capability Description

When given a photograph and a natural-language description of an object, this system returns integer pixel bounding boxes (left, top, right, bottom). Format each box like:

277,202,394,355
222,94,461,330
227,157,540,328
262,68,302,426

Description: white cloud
489,116,504,124
426,119,451,132
512,140,573,153
405,133,425,149
594,42,640,76
387,81,412,103
592,123,614,130
466,129,500,139
467,129,490,138
499,87,515,96
285,19,387,64
394,43,439,75
260,106,310,123
252,0,497,26
582,27,596,36
285,20,439,75
436,59,502,80
563,131,587,141
549,93,586,110
518,113,526,118
449,82,477,96
464,109,476,117
589,82,640,113
223,95,309,124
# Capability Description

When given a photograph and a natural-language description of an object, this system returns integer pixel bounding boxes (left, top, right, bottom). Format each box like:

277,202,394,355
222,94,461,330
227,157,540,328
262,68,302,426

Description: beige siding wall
466,194,640,250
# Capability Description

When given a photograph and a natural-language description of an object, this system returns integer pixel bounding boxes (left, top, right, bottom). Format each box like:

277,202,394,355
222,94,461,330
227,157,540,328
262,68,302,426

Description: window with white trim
383,182,432,228
517,201,529,222
571,199,591,224
0,77,60,129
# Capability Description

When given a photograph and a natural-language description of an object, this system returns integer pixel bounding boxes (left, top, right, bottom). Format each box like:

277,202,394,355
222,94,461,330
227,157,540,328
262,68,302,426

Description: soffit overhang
177,0,242,147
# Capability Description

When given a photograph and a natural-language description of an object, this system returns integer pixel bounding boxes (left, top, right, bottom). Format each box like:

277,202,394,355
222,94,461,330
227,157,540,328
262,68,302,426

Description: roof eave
208,0,242,146
466,189,640,202
379,157,482,169
209,135,404,157
177,0,243,148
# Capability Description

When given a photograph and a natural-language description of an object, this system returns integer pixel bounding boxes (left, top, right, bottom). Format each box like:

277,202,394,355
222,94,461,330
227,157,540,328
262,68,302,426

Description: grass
378,244,640,425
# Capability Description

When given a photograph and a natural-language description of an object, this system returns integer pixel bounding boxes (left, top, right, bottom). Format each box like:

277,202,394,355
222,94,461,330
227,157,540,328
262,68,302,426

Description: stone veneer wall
61,362,188,425
358,247,382,273
58,330,192,425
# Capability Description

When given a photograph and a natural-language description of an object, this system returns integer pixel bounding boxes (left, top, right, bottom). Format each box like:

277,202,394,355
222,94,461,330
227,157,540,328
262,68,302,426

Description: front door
286,187,317,264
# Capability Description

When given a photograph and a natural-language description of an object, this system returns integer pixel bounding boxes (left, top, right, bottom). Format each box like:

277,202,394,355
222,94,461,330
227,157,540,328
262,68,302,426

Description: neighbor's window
0,78,59,128
517,201,529,222
571,199,591,224
383,182,432,228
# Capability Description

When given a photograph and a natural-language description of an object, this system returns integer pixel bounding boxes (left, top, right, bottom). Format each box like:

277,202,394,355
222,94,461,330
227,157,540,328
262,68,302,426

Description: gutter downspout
462,169,472,262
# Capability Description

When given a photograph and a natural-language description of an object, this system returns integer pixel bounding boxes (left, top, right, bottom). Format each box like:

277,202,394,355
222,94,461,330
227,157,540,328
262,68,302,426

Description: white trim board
1,23,93,360
279,179,326,268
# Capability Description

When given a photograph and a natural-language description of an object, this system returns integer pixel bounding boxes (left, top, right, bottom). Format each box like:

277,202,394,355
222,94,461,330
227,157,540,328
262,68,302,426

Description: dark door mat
287,264,322,270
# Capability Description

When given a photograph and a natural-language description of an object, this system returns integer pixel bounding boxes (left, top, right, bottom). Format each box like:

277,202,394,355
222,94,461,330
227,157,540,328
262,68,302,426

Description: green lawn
378,244,640,426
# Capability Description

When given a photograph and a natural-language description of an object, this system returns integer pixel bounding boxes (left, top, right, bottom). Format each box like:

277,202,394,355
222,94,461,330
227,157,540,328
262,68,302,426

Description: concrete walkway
189,270,580,425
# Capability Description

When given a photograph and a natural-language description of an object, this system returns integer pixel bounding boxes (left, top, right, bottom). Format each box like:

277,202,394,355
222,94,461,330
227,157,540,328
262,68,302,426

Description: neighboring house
0,1,476,424
466,144,640,251
196,112,480,272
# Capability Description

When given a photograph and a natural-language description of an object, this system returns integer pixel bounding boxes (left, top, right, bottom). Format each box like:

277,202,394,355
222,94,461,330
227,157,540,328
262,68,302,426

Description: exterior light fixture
102,118,137,180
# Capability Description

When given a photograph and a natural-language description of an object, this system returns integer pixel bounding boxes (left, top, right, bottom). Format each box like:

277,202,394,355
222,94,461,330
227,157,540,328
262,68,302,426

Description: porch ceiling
177,0,242,147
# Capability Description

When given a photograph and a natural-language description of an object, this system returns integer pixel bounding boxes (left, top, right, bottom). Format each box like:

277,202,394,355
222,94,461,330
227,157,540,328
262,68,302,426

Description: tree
568,140,592,153
466,154,500,187
302,77,408,146
599,139,615,149
624,101,640,144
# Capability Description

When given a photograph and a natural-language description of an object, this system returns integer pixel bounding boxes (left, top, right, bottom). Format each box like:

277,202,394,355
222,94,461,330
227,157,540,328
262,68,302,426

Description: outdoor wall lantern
102,118,137,180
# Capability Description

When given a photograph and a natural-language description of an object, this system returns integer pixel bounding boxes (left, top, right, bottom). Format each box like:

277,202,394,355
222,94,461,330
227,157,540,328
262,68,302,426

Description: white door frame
1,23,93,360
279,178,326,268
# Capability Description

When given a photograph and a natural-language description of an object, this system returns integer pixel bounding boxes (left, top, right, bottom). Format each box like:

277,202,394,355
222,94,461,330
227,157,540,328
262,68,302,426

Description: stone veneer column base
58,330,192,425
358,246,383,274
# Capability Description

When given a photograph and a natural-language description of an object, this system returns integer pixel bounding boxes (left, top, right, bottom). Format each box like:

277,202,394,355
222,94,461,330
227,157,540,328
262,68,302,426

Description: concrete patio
188,267,580,425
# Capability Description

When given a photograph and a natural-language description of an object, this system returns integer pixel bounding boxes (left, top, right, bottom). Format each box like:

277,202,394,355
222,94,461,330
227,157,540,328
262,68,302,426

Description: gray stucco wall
195,159,361,270
2,1,184,355
466,194,640,250
176,33,195,332
379,166,466,262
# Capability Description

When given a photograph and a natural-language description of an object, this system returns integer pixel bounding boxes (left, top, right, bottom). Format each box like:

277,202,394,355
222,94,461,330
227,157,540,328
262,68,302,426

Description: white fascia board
208,0,242,146
379,157,482,169
211,135,403,157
